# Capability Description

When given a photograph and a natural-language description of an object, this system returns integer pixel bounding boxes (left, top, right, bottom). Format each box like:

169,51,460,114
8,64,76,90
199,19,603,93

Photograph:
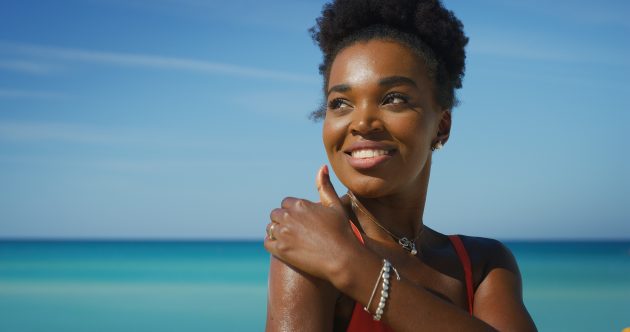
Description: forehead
328,39,429,88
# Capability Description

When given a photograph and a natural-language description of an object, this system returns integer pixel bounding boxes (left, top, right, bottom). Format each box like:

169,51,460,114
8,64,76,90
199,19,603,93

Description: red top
346,222,474,332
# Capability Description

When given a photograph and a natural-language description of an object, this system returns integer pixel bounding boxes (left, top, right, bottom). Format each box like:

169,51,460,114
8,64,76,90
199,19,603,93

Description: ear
436,109,452,145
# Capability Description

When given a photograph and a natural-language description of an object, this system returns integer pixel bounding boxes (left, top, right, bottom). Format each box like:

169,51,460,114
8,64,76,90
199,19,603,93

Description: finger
316,165,342,208
265,222,274,236
269,208,286,223
263,231,276,253
269,223,277,240
263,234,283,258
280,197,299,209
268,222,288,241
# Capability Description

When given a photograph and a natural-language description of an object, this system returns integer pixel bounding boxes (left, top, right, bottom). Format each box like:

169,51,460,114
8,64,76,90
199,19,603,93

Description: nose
349,102,384,135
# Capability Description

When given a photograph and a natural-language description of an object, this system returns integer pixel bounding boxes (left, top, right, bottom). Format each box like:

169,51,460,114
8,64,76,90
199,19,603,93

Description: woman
264,0,537,331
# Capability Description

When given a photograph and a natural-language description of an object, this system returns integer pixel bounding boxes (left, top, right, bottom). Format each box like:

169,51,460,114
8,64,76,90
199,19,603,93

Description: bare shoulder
456,235,537,331
458,235,520,280
266,256,339,332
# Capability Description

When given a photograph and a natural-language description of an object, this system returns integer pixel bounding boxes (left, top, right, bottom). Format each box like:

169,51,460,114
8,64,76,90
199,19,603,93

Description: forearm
333,248,497,332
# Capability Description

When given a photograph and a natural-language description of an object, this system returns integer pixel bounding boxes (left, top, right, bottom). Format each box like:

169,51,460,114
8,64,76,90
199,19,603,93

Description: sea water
0,240,628,332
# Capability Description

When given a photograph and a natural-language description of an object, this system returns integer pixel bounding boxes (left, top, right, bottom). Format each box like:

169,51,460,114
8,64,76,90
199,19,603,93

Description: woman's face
323,39,448,198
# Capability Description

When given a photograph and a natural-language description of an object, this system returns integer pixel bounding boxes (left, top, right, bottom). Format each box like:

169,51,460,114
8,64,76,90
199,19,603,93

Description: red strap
347,221,393,332
448,235,474,315
349,221,365,244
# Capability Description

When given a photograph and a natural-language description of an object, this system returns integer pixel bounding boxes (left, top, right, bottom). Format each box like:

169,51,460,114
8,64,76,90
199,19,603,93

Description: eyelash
327,92,410,111
327,98,349,110
382,92,409,105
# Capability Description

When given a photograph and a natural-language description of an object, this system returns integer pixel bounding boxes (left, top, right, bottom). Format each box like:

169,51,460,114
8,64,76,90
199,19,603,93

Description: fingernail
322,164,329,176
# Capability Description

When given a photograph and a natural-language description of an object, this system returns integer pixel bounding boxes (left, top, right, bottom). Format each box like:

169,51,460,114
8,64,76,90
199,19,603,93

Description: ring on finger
268,223,277,241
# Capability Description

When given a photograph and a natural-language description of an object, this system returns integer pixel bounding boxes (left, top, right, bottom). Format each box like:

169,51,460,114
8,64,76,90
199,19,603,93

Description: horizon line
1,237,629,243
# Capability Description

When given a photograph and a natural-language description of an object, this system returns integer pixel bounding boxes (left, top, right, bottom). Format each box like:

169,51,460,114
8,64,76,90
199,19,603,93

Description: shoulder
454,236,537,330
267,256,339,331
268,255,340,303
455,235,520,288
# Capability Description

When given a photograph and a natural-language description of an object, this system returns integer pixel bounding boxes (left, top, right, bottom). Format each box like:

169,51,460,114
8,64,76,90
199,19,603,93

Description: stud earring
431,141,443,151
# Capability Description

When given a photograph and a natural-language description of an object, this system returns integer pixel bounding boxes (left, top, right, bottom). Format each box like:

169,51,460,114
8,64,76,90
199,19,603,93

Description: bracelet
363,262,383,316
364,259,401,321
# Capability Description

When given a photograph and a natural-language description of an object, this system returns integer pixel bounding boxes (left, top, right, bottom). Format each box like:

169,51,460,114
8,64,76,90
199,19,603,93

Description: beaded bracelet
364,259,401,321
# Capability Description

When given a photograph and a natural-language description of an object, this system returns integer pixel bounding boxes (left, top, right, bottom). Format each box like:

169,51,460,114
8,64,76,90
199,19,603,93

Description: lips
343,141,396,170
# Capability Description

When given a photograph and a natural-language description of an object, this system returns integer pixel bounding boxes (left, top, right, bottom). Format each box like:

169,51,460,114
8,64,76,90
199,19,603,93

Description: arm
331,242,500,331
332,237,536,332
265,166,536,331
473,240,537,331
266,255,338,332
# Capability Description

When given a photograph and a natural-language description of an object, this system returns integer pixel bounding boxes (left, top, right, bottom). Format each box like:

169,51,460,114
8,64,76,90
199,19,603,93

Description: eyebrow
327,76,417,95
378,76,418,88
327,83,351,95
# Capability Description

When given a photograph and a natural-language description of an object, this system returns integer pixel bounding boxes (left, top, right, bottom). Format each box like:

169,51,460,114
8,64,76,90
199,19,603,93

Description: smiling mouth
346,149,396,159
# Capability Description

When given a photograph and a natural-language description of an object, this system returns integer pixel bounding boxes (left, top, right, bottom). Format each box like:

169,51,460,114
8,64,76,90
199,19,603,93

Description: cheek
322,116,347,155
391,115,435,159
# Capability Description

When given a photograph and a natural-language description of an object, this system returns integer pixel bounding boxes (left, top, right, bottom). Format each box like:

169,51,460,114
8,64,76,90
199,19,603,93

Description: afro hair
309,0,468,120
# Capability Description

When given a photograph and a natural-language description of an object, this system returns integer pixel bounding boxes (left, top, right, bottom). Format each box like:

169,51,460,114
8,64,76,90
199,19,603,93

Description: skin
264,39,537,331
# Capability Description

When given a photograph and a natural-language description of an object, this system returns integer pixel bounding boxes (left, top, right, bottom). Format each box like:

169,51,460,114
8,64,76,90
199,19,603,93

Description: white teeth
351,149,389,159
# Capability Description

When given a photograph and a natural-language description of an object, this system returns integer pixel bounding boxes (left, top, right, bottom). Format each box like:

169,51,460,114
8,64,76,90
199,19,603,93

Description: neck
349,156,432,244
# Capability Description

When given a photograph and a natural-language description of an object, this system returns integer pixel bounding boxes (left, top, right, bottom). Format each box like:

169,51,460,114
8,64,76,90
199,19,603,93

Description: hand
264,165,361,284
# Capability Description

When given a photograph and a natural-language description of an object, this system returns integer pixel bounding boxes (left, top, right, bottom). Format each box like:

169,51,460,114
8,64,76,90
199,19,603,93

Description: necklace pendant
398,237,417,255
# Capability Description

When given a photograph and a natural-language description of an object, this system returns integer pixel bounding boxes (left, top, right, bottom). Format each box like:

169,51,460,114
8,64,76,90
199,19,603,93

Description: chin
339,172,396,198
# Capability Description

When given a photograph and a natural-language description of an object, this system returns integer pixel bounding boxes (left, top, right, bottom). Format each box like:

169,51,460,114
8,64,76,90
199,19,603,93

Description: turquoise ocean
1,240,628,332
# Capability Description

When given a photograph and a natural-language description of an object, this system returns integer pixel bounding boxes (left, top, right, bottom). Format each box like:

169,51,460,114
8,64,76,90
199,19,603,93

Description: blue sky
1,0,628,240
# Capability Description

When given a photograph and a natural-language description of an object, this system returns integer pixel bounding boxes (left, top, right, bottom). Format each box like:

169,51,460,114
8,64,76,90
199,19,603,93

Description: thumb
316,165,342,208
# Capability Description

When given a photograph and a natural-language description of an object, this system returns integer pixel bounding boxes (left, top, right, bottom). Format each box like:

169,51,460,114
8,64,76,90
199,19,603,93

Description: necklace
347,191,424,256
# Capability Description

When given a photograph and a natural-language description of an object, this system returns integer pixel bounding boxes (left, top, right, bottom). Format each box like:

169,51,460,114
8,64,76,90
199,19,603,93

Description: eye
382,93,409,105
328,98,352,110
